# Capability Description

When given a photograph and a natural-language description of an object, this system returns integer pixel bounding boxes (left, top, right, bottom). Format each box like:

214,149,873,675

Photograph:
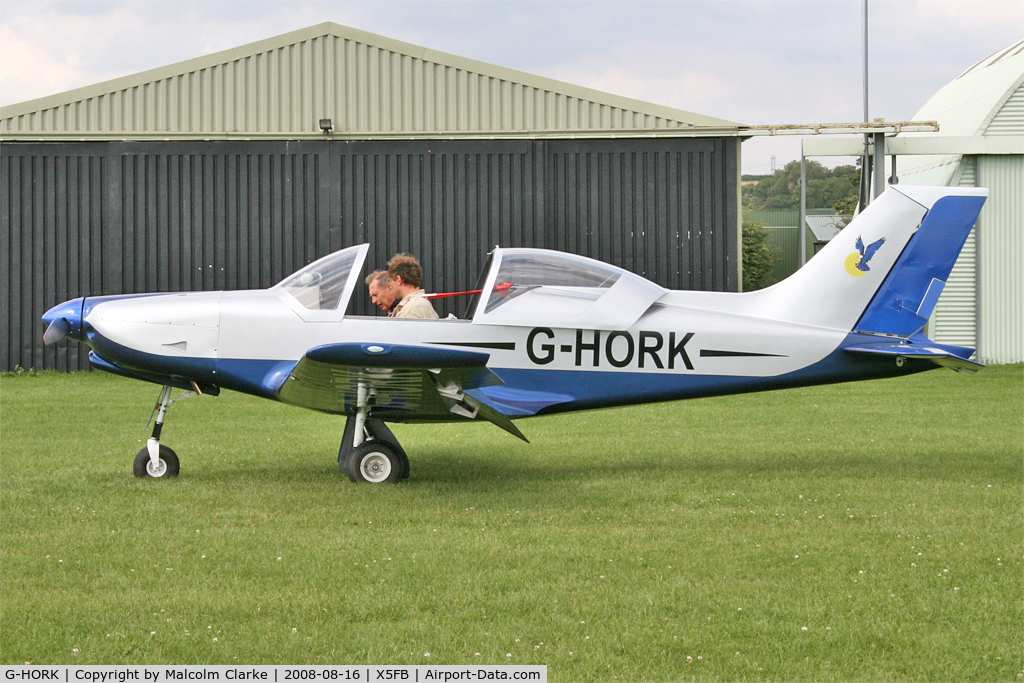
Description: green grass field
1,365,1021,681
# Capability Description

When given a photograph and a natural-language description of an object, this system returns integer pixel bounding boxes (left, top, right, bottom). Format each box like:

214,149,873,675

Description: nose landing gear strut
133,384,198,478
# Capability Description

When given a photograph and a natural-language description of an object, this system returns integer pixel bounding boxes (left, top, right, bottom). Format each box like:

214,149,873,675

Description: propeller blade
43,318,69,345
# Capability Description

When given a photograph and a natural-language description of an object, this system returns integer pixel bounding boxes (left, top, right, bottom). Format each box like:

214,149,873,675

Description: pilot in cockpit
365,270,396,315
386,253,439,319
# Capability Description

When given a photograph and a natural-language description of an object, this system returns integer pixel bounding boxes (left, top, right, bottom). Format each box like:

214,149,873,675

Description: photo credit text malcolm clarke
1,667,545,683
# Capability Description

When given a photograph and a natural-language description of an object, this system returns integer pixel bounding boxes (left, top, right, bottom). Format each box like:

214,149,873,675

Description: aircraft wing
277,343,529,441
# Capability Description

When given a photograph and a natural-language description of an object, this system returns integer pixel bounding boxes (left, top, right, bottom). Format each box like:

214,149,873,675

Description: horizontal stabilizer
843,340,984,373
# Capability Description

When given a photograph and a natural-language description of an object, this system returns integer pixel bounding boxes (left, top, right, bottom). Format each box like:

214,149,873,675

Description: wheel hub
146,458,167,477
359,452,392,483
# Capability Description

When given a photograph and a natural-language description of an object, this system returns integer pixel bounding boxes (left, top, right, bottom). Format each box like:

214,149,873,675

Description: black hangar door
545,137,739,293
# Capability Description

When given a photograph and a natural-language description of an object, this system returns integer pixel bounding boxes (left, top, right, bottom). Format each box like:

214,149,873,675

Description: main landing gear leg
133,384,196,478
339,382,409,483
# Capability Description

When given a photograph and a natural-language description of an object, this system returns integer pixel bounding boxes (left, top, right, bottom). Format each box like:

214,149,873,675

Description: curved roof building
896,40,1023,364
896,40,1023,186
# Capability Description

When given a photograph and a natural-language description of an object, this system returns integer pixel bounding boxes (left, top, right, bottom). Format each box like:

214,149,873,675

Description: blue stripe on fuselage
87,333,295,399
474,332,936,416
87,330,937,419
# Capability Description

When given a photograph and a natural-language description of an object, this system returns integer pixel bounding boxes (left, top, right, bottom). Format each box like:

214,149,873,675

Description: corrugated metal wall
547,138,737,290
743,207,837,228
984,82,1023,136
976,81,1023,363
930,83,1023,363
2,145,108,372
0,30,712,137
2,137,739,372
976,154,1023,363
341,139,545,303
932,156,978,351
931,152,1024,364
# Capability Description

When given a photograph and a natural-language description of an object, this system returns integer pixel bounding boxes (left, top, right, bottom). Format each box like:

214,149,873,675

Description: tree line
743,160,859,212
740,160,862,291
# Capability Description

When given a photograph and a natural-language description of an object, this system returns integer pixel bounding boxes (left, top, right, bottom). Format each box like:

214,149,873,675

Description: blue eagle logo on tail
855,235,886,272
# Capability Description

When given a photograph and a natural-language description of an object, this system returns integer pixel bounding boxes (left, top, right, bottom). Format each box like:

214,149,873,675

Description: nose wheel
133,444,180,478
133,384,196,479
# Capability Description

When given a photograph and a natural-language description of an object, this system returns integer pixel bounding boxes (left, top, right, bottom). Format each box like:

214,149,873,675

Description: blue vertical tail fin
740,185,987,340
854,186,987,337
837,186,987,372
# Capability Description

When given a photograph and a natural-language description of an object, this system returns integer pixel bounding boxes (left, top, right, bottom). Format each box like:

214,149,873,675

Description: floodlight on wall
319,119,333,134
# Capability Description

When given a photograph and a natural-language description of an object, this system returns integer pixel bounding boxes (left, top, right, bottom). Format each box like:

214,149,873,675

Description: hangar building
1,22,745,373
897,40,1023,365
803,40,1022,364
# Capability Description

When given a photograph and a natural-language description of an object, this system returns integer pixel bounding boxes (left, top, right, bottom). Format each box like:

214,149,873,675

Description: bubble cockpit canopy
471,248,667,331
275,244,369,315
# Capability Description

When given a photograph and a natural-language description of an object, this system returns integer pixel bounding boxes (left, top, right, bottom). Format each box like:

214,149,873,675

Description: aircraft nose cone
41,298,85,344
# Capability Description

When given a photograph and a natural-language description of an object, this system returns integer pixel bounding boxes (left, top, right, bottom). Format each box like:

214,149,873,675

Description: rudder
854,187,987,337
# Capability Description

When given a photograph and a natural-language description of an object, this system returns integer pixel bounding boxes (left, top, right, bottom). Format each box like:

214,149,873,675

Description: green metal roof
0,22,743,140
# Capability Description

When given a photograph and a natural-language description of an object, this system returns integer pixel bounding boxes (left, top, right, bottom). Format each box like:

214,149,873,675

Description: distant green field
1,365,1021,681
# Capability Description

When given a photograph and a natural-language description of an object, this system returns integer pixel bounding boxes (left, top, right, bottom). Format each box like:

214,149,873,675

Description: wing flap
277,343,528,441
468,385,575,416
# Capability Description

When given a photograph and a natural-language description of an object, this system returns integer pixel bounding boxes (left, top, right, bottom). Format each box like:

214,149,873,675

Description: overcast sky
2,0,1021,173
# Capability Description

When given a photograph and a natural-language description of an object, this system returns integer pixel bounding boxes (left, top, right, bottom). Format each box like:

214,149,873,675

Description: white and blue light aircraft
42,185,987,483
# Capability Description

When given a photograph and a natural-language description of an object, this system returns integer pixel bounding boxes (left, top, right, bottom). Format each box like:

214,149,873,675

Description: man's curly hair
387,253,424,289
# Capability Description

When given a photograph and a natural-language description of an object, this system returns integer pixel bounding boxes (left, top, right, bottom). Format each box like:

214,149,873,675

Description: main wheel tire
133,445,180,478
340,420,410,480
396,447,411,480
346,442,402,483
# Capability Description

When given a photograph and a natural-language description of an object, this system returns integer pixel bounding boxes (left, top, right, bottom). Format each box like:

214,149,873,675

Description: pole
799,153,807,267
873,132,886,199
862,0,869,126
860,0,871,207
